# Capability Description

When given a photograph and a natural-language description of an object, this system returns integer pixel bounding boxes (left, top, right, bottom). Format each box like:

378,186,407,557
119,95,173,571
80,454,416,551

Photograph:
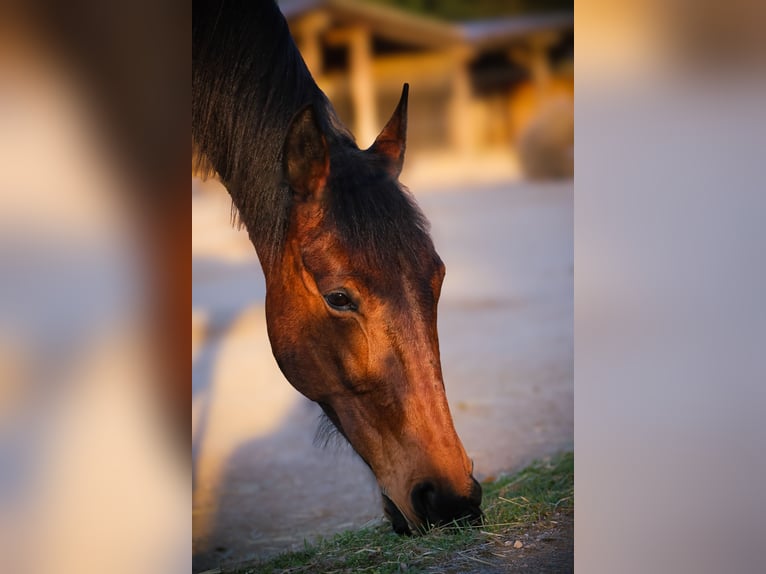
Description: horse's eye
325,291,355,311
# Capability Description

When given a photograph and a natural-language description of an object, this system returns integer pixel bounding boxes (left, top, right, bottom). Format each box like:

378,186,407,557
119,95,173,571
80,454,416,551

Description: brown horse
193,0,481,533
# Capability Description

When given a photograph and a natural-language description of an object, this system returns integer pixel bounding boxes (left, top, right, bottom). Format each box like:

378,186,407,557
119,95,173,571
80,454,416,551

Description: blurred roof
280,0,572,50
281,0,459,48
461,13,573,49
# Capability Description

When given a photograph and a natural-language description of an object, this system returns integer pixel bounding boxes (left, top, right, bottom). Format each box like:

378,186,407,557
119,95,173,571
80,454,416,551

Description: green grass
227,451,573,574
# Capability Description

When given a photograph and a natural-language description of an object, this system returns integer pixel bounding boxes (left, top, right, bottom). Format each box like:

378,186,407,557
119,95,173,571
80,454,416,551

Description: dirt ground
424,514,574,574
192,175,573,572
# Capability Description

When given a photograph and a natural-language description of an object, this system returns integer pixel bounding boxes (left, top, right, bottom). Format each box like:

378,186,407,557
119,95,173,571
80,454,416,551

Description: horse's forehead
302,228,439,291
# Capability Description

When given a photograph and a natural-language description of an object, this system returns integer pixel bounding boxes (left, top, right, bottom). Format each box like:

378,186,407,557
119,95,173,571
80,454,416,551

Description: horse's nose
410,477,483,529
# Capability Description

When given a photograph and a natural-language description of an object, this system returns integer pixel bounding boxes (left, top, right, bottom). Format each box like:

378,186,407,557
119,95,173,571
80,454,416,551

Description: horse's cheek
265,297,325,398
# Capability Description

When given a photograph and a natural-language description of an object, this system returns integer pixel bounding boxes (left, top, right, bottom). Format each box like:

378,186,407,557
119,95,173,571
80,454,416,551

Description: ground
428,516,574,574
192,173,573,572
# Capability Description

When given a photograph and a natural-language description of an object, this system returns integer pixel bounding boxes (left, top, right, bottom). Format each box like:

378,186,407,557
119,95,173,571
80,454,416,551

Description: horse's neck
193,0,323,268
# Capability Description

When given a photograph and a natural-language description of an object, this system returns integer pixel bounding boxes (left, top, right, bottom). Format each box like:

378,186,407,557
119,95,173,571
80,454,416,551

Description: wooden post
293,11,329,79
449,45,474,157
348,26,376,147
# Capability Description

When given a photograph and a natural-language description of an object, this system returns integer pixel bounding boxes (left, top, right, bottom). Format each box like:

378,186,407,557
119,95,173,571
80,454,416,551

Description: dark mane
193,0,433,270
326,148,434,271
193,0,344,265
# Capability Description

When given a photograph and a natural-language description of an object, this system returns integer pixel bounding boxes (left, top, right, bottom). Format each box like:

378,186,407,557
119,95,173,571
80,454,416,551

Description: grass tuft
227,451,573,574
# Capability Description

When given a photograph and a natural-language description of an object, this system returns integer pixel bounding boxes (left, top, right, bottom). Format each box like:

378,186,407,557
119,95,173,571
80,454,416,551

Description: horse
192,0,482,534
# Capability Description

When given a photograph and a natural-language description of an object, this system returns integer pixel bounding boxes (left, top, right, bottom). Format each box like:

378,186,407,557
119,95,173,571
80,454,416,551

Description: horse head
263,85,482,533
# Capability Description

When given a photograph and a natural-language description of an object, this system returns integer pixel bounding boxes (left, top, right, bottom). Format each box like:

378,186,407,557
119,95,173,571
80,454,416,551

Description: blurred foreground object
0,1,188,573
576,1,766,573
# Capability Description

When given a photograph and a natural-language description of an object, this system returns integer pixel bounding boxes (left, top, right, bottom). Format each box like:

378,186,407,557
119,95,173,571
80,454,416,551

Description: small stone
513,540,524,549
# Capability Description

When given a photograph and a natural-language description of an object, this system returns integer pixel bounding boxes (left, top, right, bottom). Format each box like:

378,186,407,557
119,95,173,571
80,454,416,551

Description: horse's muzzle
410,477,483,531
383,477,483,535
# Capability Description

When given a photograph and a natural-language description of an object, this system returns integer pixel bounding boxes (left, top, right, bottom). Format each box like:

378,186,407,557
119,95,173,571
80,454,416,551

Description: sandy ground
192,174,573,571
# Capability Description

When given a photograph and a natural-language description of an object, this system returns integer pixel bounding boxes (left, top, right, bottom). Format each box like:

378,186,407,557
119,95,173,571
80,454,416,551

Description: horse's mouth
382,493,413,535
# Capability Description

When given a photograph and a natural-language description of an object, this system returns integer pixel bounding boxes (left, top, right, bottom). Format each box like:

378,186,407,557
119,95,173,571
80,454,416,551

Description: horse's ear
369,83,408,178
284,104,330,201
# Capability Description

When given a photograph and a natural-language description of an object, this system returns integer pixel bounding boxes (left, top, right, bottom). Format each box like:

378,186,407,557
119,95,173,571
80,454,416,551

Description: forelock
323,148,435,272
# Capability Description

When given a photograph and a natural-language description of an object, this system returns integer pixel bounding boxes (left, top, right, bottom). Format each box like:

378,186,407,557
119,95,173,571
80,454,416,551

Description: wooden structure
282,0,573,160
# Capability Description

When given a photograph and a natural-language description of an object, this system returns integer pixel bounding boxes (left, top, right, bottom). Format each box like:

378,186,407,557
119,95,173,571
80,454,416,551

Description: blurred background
193,0,573,570
282,0,573,182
